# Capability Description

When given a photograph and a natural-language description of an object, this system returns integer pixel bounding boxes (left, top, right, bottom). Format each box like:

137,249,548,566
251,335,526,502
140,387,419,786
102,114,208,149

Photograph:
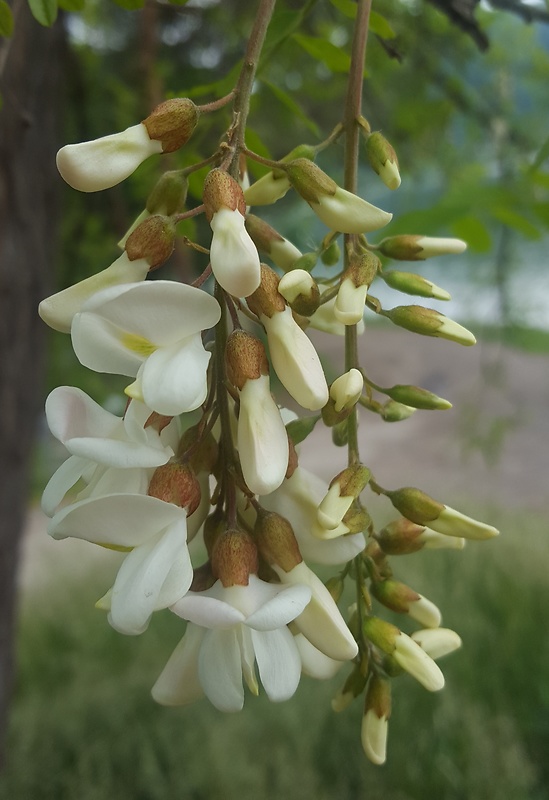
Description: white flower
330,369,364,413
243,172,292,206
293,632,344,680
273,561,358,662
262,307,328,411
411,628,462,660
209,208,261,297
334,277,368,325
48,493,193,635
238,374,289,496
41,387,179,516
415,237,467,258
152,575,312,711
39,253,150,334
309,292,366,337
57,124,163,193
71,281,221,416
310,188,392,234
261,466,365,565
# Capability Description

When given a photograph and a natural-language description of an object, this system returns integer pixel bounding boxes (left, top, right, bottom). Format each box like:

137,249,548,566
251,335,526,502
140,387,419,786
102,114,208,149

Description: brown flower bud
202,168,246,220
147,463,201,515
246,263,286,318
211,528,259,587
143,98,200,153
225,329,269,390
255,510,303,572
125,215,176,269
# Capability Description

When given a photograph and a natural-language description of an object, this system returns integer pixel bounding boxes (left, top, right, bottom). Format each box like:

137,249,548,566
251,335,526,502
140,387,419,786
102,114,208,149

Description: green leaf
58,0,85,11
0,0,14,36
328,0,356,18
184,62,241,99
111,0,144,10
451,216,492,252
530,135,549,172
286,415,320,446
369,11,396,40
28,0,57,27
490,207,541,239
261,80,320,138
293,34,351,74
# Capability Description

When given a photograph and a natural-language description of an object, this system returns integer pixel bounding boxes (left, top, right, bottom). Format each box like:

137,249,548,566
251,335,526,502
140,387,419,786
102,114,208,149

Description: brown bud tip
143,98,200,153
148,463,201,515
202,168,246,219
246,263,286,318
211,529,258,587
255,511,303,572
225,329,269,390
125,215,176,269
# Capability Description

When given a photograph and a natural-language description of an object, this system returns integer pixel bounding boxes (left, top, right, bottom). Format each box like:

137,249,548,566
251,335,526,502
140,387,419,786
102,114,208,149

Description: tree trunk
0,0,64,765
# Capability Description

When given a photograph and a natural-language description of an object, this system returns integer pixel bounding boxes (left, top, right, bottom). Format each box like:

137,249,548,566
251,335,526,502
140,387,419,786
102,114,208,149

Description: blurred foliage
2,504,547,798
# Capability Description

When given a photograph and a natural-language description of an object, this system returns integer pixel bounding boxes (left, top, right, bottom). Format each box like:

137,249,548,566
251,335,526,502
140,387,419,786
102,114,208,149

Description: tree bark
0,0,64,765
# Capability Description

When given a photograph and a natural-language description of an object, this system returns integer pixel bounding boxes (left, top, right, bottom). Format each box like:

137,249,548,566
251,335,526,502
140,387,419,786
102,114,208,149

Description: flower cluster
40,95,498,764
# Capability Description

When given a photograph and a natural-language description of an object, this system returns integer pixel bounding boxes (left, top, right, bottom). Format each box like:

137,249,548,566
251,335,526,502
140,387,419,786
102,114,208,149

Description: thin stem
198,91,236,114
229,0,277,176
343,0,372,466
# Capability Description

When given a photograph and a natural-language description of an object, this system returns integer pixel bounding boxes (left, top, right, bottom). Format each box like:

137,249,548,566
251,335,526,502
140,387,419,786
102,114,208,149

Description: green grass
1,507,547,800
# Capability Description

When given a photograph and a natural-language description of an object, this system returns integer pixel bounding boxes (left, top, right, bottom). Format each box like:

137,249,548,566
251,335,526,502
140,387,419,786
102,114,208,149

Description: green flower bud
382,270,451,301
383,305,476,346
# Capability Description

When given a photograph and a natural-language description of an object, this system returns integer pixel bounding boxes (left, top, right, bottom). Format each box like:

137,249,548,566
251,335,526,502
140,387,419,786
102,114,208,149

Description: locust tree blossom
71,281,221,416
48,493,194,635
41,387,179,516
152,575,312,711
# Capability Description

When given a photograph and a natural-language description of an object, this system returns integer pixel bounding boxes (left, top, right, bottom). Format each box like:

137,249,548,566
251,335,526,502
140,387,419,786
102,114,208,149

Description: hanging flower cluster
40,93,498,765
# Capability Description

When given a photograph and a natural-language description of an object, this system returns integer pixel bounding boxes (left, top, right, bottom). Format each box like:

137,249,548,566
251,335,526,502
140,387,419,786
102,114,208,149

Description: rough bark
0,0,64,765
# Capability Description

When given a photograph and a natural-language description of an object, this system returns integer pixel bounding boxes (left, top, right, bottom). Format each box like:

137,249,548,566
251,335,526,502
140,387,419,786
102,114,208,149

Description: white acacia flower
273,561,358,662
209,208,261,297
48,493,193,635
261,466,365,565
262,307,328,411
39,253,150,334
238,374,289,496
71,281,221,416
57,124,163,193
310,188,392,234
41,387,179,516
152,575,312,711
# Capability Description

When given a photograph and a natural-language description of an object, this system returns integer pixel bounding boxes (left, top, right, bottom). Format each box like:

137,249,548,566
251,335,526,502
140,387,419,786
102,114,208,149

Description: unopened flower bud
225,329,269,389
322,368,363,427
386,487,499,540
377,235,467,261
278,270,320,316
146,170,189,216
362,616,444,691
382,270,451,301
148,463,201,515
255,511,303,572
291,252,319,273
317,465,371,530
286,159,392,234
204,169,260,297
211,528,258,587
203,511,226,557
125,215,176,269
334,251,381,325
362,675,391,765
364,131,401,190
381,400,416,422
178,425,218,474
383,305,476,346
245,214,301,272
332,419,349,447
342,503,372,534
371,579,441,628
411,628,462,660
143,98,200,153
321,240,341,266
247,263,285,318
332,665,367,712
383,384,452,411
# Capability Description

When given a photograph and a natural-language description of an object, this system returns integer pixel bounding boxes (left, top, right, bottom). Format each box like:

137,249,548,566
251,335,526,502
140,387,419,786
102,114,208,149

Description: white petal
109,517,191,635
251,627,301,702
237,376,289,496
152,624,205,706
141,335,211,416
72,311,142,377
264,308,329,411
41,455,89,516
294,633,344,680
38,254,149,333
243,173,291,206
172,593,246,629
48,492,187,547
76,465,150,501
199,628,244,712
56,123,163,192
210,208,261,297
312,189,392,234
46,386,121,444
246,583,311,631
238,626,259,696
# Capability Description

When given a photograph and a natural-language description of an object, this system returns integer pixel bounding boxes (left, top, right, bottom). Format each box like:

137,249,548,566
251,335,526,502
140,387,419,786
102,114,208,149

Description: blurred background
1,0,549,796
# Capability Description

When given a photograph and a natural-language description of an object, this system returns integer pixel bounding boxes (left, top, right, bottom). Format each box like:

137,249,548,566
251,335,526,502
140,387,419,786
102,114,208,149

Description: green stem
343,0,372,466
